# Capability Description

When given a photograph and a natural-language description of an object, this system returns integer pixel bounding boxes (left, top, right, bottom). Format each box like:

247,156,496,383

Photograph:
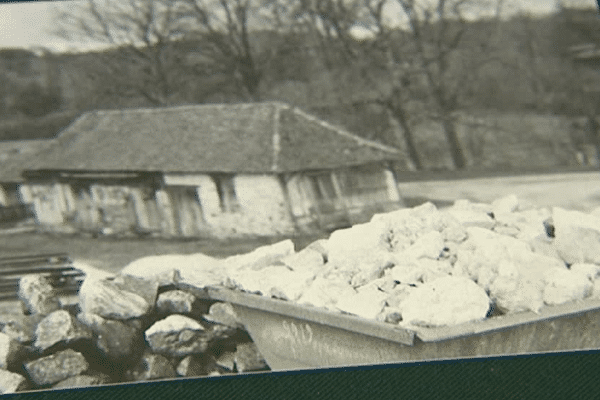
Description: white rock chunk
121,253,225,288
446,200,495,230
296,277,356,310
455,227,565,290
553,207,600,264
145,315,209,356
18,275,60,315
34,310,93,351
281,247,325,274
269,269,318,301
489,275,544,314
372,202,466,250
402,230,445,260
120,254,186,286
335,286,388,320
492,194,519,215
528,235,561,259
326,221,389,269
146,315,205,336
346,251,396,288
79,275,158,319
156,290,197,314
569,264,600,280
226,264,314,301
417,259,453,283
0,369,28,394
385,260,424,286
385,284,417,309
543,267,593,306
224,240,295,271
400,276,490,327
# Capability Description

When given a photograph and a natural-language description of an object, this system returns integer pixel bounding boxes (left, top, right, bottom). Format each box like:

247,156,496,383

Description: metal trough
179,284,600,371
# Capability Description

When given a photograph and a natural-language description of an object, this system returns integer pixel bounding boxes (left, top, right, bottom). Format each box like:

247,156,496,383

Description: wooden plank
0,259,71,268
0,273,84,284
0,253,69,264
0,265,79,276
0,252,82,300
0,281,82,291
0,287,82,301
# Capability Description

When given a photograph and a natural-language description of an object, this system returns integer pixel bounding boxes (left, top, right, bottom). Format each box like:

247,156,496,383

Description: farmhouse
22,102,405,238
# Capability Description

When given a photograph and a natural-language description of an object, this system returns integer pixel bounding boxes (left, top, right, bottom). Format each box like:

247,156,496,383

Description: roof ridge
270,103,289,171
88,101,291,117
291,107,401,155
54,111,99,139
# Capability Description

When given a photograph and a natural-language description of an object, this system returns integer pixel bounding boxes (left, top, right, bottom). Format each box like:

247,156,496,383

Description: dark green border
4,351,600,399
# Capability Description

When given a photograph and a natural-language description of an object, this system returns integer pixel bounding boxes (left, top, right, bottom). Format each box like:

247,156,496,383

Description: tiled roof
31,102,401,174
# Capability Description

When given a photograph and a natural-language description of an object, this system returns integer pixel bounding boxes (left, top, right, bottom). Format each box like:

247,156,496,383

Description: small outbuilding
23,102,405,238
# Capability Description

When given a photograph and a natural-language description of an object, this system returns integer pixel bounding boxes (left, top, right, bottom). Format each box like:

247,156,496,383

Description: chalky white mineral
400,276,490,327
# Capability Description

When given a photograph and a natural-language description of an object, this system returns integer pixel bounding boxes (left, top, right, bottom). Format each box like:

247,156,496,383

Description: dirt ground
2,170,599,275
0,232,325,274
398,171,600,212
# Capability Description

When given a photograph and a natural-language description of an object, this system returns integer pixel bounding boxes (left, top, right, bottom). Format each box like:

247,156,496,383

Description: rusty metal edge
177,283,416,346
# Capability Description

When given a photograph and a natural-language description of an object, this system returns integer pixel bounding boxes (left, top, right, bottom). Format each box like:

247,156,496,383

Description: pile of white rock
121,195,600,330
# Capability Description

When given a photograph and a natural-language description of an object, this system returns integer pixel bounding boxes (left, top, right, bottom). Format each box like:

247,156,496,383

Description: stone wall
0,274,269,394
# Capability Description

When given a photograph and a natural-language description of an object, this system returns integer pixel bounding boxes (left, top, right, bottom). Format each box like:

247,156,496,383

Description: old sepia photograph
0,0,599,395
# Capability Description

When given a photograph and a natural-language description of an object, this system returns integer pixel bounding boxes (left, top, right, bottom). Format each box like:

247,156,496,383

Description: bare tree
558,3,600,164
292,0,425,169
174,0,294,101
294,0,503,170
51,0,289,105
393,0,501,169
51,0,194,106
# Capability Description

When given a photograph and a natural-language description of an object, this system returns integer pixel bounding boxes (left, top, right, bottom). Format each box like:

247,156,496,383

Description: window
337,166,388,205
212,174,240,213
308,173,337,201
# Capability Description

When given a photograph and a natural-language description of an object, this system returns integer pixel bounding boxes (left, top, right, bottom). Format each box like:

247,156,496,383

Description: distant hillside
0,11,589,116
0,111,78,141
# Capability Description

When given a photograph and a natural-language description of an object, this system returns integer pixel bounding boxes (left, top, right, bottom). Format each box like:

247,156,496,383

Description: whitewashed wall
20,183,66,226
22,167,400,237
164,173,295,238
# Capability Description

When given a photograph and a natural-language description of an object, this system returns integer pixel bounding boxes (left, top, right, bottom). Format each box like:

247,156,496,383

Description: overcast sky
0,0,597,53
